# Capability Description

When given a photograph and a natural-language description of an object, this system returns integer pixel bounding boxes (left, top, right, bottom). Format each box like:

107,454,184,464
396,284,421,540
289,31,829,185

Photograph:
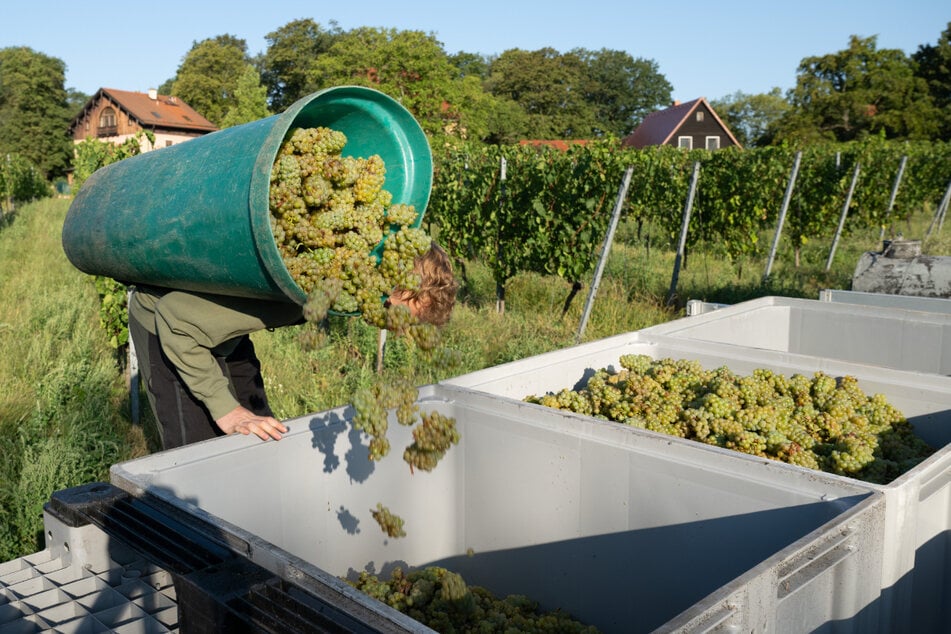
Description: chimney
672,100,681,106
148,88,158,100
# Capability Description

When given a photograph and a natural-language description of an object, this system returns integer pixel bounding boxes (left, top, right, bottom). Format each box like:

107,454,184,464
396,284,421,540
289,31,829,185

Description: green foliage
309,27,461,139
258,18,342,112
912,22,951,141
169,35,251,127
94,276,129,348
485,48,599,139
572,48,673,136
0,199,144,561
779,35,940,143
219,64,271,128
71,131,151,192
0,46,74,180
429,139,951,290
0,153,50,213
711,89,791,147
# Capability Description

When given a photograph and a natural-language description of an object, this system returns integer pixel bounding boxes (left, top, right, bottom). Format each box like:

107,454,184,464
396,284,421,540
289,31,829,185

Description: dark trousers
129,318,272,450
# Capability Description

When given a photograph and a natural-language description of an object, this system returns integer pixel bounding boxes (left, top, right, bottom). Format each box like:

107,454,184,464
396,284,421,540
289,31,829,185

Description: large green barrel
62,86,433,305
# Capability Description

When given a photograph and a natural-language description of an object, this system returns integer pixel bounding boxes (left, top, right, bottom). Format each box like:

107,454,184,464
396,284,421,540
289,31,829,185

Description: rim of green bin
250,86,433,306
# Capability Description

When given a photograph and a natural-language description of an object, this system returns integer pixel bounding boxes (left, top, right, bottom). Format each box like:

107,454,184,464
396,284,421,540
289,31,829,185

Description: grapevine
525,355,934,484
346,566,600,633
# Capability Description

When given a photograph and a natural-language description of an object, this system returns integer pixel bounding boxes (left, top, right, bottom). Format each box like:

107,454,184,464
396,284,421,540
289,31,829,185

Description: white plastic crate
442,331,951,633
110,383,885,634
643,295,951,375
0,514,177,633
819,289,951,314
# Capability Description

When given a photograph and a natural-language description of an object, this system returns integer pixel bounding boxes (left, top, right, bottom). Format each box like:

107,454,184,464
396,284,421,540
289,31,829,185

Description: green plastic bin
62,86,433,305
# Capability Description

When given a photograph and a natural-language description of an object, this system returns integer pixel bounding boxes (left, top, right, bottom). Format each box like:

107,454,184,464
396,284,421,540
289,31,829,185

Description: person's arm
153,291,300,439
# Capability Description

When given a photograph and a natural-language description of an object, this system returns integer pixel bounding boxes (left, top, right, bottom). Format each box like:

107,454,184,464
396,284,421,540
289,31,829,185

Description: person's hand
216,406,288,441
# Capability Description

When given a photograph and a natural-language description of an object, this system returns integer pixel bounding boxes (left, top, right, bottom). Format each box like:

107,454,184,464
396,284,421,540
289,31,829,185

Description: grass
0,199,150,561
0,196,947,560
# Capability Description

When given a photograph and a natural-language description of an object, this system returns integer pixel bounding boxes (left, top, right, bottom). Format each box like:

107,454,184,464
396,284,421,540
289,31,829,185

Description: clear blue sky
3,0,948,104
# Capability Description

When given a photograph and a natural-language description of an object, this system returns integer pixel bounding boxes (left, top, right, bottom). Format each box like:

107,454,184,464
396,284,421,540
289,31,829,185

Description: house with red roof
69,88,217,152
622,98,741,151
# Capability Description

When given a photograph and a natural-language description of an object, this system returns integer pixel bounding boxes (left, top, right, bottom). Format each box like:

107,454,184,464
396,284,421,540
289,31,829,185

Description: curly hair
396,242,458,326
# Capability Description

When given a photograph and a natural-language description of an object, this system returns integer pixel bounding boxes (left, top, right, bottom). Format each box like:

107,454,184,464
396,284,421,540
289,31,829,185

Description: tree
485,48,599,139
441,74,530,144
259,18,341,112
219,64,271,128
448,51,491,80
776,35,939,144
912,22,951,141
66,88,90,118
711,89,791,147
0,47,73,179
309,28,459,137
169,35,251,127
573,48,673,137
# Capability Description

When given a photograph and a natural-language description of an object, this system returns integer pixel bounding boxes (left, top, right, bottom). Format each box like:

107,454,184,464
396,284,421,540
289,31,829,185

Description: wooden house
69,88,217,152
622,97,741,150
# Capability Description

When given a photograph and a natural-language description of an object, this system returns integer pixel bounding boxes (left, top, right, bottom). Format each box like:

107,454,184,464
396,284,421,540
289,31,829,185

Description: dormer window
99,107,117,128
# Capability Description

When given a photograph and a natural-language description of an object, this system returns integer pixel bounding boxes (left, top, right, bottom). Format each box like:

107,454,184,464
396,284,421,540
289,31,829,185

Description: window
705,136,720,150
677,136,693,150
99,107,117,128
696,111,704,122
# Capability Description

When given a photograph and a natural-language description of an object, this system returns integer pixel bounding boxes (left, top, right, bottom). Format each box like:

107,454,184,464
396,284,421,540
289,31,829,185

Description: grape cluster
525,354,934,484
351,378,419,461
269,126,432,330
346,566,600,633
371,503,406,539
403,411,461,473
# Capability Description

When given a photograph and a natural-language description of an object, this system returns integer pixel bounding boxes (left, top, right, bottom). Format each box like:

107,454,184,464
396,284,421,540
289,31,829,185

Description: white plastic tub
442,331,951,634
642,295,951,375
110,384,884,634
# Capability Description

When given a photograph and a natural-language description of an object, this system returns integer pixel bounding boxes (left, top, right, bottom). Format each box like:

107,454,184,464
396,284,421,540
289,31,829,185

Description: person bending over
128,243,457,450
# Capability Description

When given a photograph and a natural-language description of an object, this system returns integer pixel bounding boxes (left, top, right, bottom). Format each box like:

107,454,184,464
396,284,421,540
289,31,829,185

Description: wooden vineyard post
665,161,701,307
576,166,634,342
763,151,802,283
825,162,861,272
879,155,907,243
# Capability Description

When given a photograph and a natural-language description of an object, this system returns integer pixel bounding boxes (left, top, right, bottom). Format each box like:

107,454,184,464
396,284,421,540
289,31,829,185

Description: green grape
370,503,406,538
385,203,418,226
525,356,934,484
403,410,460,473
345,566,599,633
268,126,436,338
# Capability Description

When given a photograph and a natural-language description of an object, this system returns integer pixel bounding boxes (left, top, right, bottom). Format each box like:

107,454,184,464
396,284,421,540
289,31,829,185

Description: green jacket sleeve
152,291,302,421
